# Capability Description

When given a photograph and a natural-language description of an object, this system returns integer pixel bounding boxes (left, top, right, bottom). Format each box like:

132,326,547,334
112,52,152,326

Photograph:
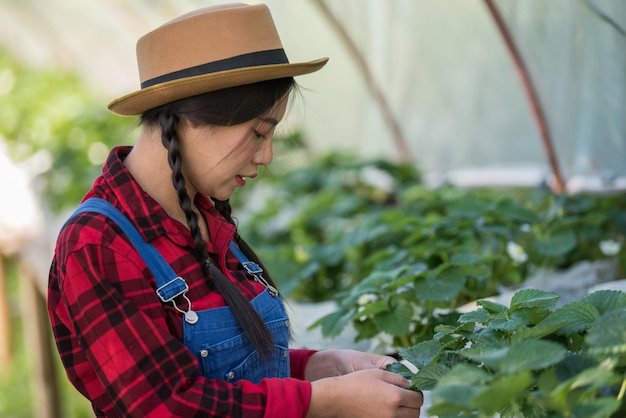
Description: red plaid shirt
48,146,316,417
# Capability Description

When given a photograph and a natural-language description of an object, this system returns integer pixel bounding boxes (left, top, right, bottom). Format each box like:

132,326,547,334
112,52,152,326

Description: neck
125,129,189,223
125,129,210,242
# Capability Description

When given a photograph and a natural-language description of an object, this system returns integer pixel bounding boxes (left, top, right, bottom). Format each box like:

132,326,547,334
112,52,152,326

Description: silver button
200,350,208,358
228,371,235,380
283,350,289,358
285,320,290,328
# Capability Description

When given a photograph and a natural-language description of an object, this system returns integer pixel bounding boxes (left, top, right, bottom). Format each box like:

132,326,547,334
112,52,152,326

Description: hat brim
108,58,329,116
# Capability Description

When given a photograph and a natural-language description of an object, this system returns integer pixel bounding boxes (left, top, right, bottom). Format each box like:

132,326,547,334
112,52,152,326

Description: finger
377,369,413,388
376,355,398,368
398,389,424,409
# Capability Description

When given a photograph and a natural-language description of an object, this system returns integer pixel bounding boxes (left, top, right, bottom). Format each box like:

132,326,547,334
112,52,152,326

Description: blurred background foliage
0,48,131,214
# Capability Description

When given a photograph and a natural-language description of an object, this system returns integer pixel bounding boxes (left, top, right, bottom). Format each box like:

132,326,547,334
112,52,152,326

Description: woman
47,3,423,417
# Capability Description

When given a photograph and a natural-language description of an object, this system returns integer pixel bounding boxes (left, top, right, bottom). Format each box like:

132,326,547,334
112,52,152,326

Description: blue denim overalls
71,198,291,383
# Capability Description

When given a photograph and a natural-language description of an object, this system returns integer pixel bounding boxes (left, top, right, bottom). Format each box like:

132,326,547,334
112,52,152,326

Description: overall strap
228,241,279,297
70,198,198,323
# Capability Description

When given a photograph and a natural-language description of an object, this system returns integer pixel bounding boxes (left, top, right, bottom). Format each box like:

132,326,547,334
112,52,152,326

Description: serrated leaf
399,340,443,369
477,299,509,314
458,308,490,324
583,290,626,315
437,363,492,386
466,339,566,374
586,308,626,354
472,371,532,415
488,311,529,332
385,361,413,380
532,230,577,257
502,339,566,374
372,298,413,337
512,320,568,342
538,301,600,336
412,362,451,391
510,288,559,311
414,267,467,302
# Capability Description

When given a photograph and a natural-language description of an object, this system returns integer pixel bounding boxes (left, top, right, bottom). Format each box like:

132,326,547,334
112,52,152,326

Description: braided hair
141,78,295,359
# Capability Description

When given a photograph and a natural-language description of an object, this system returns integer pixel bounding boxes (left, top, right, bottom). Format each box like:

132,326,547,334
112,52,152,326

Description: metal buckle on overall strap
156,276,198,324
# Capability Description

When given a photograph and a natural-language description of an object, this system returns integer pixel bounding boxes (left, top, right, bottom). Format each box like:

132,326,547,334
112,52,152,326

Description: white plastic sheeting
1,0,624,187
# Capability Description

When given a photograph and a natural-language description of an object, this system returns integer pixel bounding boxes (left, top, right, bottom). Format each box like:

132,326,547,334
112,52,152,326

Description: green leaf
538,301,600,336
458,308,490,324
586,308,626,355
372,299,413,336
572,399,622,418
450,252,481,266
314,309,353,338
583,290,626,315
512,320,567,342
502,340,567,374
472,371,532,415
399,340,443,369
488,311,529,332
532,230,577,257
385,361,414,380
437,363,492,386
550,364,621,412
412,362,451,391
466,339,566,374
414,267,467,302
477,299,509,314
357,299,389,317
429,384,482,415
510,288,559,311
461,264,491,281
496,202,538,224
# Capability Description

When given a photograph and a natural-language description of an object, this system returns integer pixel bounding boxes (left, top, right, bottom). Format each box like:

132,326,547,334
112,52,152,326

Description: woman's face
178,97,288,201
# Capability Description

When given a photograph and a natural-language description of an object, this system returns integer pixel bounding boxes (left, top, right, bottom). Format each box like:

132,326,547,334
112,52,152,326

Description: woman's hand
305,349,397,381
306,368,423,418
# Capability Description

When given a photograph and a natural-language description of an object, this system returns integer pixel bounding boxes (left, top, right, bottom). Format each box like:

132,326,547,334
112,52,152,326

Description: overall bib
71,198,291,383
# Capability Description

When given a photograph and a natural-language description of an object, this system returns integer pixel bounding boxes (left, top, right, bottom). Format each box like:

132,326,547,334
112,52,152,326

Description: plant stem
483,0,565,194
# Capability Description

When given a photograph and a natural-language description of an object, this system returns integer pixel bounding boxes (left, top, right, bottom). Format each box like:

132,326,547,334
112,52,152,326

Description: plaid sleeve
289,349,318,380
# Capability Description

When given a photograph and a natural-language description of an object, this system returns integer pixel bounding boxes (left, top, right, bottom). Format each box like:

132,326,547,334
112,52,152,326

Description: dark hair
140,77,295,359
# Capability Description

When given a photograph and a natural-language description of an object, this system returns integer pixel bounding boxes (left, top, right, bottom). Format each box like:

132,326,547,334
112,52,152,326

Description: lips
236,173,256,187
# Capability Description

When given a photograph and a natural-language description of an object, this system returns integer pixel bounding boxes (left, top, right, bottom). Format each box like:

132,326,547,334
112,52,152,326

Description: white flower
600,240,621,256
357,293,379,306
507,241,528,263
520,223,531,233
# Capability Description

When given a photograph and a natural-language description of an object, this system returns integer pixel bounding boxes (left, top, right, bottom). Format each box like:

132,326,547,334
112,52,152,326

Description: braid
214,199,280,292
159,112,275,359
160,112,207,261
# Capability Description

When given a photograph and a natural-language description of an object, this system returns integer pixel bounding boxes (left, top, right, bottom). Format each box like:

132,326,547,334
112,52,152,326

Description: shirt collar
85,146,237,253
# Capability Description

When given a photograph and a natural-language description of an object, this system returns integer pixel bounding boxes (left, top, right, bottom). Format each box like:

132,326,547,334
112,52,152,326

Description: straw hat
108,3,328,116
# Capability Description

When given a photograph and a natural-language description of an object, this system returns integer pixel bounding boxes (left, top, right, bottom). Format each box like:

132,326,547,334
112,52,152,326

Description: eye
253,130,267,140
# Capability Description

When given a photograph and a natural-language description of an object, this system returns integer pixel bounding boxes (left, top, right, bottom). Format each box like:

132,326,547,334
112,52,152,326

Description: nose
253,138,273,165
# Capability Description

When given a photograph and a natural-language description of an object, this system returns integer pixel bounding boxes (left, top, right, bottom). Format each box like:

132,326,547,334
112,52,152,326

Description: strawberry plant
389,288,626,417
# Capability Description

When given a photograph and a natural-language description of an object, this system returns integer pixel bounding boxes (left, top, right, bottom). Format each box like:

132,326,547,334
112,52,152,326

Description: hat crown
136,3,284,84
108,3,328,116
